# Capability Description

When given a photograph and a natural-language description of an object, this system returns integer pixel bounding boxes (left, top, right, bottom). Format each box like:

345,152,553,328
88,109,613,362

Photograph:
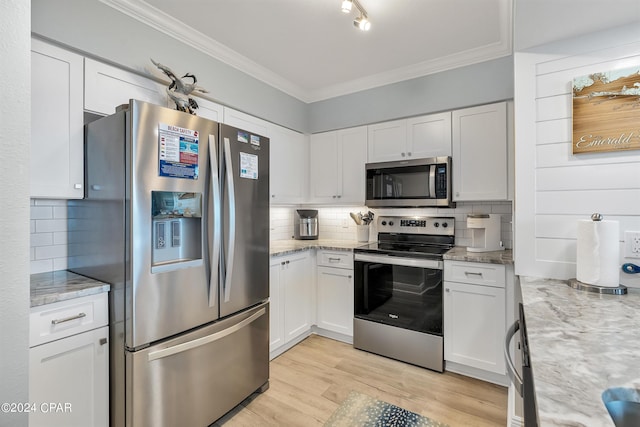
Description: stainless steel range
353,216,455,372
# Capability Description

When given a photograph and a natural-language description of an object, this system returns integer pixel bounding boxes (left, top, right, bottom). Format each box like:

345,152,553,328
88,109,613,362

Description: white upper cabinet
31,38,84,199
367,119,407,162
452,102,508,201
268,123,308,204
190,97,224,123
309,126,367,204
223,107,270,136
367,112,452,163
406,112,452,159
84,58,166,115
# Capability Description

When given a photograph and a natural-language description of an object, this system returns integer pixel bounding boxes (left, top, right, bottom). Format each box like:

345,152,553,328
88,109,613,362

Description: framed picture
572,66,640,154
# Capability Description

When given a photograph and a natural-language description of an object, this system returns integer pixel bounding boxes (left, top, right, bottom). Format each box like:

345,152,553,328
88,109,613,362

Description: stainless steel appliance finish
68,100,270,427
353,216,454,372
294,209,319,240
365,156,455,208
505,304,539,427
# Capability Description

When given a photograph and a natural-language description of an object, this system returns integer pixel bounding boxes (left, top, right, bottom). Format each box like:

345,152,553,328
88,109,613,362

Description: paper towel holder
567,278,627,295
567,212,627,295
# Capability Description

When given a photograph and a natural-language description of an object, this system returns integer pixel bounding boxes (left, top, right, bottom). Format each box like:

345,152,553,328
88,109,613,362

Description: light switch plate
624,231,640,258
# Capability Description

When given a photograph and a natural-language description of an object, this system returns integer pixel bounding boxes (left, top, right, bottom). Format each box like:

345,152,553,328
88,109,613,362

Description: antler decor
151,58,208,115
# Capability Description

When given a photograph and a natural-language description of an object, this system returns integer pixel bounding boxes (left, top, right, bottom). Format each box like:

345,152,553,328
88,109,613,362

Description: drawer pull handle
464,272,483,277
328,258,341,262
51,312,87,325
99,338,108,346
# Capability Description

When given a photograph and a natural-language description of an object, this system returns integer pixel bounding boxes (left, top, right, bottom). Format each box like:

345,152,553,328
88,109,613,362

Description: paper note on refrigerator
239,152,258,179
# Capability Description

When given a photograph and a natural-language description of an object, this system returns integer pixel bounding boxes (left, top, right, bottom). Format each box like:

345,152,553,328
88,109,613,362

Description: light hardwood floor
217,335,508,426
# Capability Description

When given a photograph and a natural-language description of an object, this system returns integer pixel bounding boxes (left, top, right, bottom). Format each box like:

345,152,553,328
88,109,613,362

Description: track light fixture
340,0,370,31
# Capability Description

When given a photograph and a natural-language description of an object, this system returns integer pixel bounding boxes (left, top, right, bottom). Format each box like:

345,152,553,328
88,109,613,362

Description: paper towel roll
576,219,620,287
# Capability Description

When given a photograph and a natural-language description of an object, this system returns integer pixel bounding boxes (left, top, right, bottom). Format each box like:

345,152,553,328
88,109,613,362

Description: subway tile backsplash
271,202,513,248
30,199,513,274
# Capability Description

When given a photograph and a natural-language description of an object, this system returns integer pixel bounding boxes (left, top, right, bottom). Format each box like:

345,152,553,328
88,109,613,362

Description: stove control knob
434,222,440,228
389,221,394,226
442,222,448,228
381,221,387,226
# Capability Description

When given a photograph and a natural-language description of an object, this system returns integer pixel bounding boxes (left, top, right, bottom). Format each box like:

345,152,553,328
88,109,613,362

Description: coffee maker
466,214,503,252
294,209,319,240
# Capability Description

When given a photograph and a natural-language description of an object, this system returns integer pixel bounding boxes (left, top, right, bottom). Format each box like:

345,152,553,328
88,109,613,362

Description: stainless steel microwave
365,156,455,208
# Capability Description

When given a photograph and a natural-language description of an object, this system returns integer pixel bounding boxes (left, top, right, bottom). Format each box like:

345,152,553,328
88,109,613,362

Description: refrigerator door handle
147,307,267,361
223,137,236,302
208,134,221,308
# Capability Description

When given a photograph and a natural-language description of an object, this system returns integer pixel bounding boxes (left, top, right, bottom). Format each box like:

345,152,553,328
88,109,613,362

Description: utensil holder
356,225,369,242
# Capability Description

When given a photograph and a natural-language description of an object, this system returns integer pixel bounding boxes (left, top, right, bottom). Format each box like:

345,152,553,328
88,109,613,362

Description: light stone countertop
270,239,367,256
30,270,110,308
520,276,640,426
443,246,513,264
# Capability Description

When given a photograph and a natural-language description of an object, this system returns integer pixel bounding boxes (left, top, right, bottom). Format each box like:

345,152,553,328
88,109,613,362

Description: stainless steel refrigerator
68,100,270,427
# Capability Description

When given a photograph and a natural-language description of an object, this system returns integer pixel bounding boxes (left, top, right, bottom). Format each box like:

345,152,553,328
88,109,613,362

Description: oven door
354,253,443,335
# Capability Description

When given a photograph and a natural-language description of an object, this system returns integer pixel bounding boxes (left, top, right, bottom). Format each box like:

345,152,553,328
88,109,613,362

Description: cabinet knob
286,260,290,264
332,195,337,198
446,288,450,292
401,152,406,157
281,261,285,266
272,194,275,198
99,338,108,346
337,195,341,198
407,152,412,157
348,275,352,279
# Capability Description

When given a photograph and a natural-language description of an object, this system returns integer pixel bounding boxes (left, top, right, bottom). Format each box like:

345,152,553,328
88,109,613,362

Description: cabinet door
269,124,308,204
367,119,407,162
269,259,285,353
84,58,166,115
337,126,367,204
191,96,224,122
29,326,109,427
452,102,508,201
31,39,84,199
309,131,339,203
407,112,452,158
223,107,270,136
316,266,354,336
283,253,312,343
444,281,506,374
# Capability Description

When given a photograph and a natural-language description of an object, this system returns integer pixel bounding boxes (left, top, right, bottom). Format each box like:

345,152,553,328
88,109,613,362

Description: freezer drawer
125,303,269,427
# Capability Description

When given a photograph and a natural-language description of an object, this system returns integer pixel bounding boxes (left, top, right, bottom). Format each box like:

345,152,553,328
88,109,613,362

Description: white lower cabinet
269,251,312,357
316,250,354,338
444,260,507,384
29,293,109,427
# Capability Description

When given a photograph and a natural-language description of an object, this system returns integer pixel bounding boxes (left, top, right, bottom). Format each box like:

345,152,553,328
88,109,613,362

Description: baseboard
269,330,313,360
311,326,353,344
445,361,509,387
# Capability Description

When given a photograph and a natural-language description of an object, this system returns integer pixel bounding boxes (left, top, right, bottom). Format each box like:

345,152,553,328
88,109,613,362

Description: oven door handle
504,319,523,396
354,253,443,270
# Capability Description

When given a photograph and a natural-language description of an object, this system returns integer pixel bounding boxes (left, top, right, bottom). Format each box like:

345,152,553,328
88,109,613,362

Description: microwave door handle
208,134,221,308
223,137,236,303
429,165,436,198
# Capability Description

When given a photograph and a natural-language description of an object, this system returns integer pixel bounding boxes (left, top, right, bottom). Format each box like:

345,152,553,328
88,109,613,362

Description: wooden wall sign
572,66,640,154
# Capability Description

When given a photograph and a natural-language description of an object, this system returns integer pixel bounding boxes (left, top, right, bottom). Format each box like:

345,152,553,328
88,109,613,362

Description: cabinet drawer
444,261,505,288
317,250,353,269
30,293,108,347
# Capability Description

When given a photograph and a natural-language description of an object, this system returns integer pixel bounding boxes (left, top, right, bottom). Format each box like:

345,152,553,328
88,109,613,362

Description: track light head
341,0,353,13
353,15,371,31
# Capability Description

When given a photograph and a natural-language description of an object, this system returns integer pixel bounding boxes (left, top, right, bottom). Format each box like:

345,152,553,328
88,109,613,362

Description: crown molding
100,0,512,104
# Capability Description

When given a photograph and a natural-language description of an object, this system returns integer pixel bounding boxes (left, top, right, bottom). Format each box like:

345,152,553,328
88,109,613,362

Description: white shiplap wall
514,24,640,287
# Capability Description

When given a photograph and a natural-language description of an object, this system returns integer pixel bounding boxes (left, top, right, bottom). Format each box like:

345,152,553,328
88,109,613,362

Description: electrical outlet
624,231,640,258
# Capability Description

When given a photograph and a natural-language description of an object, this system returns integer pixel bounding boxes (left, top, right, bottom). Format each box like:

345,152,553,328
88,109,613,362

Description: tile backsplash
30,199,513,274
30,199,68,274
271,201,513,248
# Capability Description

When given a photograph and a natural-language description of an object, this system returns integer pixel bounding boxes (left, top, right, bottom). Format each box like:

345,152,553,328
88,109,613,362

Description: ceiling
102,0,640,103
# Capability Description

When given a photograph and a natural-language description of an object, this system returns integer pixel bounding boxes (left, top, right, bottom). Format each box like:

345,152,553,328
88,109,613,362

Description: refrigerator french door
68,100,270,427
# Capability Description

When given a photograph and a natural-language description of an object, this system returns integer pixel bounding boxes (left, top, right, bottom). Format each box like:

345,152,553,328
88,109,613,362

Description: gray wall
31,0,308,133
32,0,514,135
308,55,514,132
1,0,30,425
